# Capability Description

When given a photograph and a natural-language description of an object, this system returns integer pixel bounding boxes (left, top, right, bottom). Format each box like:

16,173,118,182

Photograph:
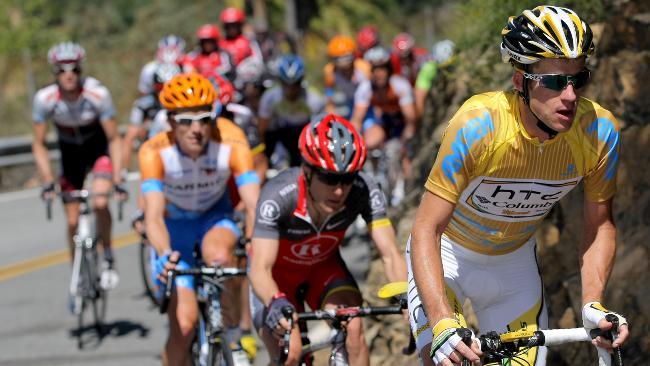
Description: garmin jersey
426,90,620,255
139,117,259,219
253,167,391,267
32,77,114,146
258,86,325,130
323,59,370,118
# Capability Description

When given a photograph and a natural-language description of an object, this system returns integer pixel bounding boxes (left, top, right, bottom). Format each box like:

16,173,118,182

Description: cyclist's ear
513,71,524,93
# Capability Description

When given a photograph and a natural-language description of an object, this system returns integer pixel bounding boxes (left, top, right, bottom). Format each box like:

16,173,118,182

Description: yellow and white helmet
500,5,594,64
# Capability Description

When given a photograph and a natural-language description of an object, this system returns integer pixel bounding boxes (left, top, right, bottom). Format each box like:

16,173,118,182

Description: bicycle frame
160,265,247,366
279,299,412,366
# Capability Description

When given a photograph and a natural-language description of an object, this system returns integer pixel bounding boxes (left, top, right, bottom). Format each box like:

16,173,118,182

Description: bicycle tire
90,242,107,331
139,240,159,306
77,251,91,349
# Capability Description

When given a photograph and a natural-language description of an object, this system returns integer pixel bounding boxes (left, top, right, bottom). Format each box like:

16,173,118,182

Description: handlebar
42,189,124,220
462,319,624,366
278,306,295,365
159,266,247,314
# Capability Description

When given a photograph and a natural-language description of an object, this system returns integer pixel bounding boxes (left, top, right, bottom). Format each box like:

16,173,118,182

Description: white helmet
236,57,265,84
47,42,86,65
156,35,186,64
433,40,455,65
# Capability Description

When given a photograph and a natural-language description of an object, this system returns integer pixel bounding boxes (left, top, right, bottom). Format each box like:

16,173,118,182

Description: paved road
0,182,370,365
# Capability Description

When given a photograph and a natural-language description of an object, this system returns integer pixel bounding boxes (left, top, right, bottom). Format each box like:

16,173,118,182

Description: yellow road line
0,232,140,283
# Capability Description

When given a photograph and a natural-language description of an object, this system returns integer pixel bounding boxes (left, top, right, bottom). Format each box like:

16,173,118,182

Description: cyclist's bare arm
581,198,629,347
31,122,54,184
237,183,260,239
350,103,370,132
414,88,428,118
410,191,456,324
249,237,282,306
370,224,407,283
100,118,124,184
400,102,417,141
121,124,142,170
143,191,171,256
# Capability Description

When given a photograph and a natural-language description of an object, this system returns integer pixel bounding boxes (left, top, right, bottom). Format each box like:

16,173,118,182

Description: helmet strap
520,64,558,140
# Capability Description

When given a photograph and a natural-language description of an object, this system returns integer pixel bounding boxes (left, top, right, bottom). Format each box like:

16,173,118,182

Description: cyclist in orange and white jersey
408,6,629,366
140,73,260,365
323,35,370,119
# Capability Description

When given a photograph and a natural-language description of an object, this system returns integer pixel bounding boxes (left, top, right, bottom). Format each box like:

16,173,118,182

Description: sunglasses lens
539,70,590,91
317,171,356,186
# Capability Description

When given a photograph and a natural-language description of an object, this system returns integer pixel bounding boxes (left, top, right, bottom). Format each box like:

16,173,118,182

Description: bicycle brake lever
457,328,473,366
402,332,417,355
605,314,624,366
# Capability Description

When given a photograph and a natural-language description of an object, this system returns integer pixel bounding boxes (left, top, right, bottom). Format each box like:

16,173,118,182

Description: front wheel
139,240,159,306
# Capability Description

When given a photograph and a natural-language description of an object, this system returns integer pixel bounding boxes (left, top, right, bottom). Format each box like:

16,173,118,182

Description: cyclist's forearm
411,229,452,323
411,193,455,323
580,217,616,304
145,215,171,256
32,140,54,183
107,135,123,183
249,263,280,306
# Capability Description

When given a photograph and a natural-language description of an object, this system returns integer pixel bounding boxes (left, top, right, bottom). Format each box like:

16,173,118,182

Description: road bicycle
277,283,415,365
160,262,249,366
46,190,123,349
455,313,624,366
377,281,625,366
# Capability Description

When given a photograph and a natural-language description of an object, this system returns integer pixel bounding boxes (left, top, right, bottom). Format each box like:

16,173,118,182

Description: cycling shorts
250,253,361,330
58,133,113,195
406,235,548,365
152,197,241,290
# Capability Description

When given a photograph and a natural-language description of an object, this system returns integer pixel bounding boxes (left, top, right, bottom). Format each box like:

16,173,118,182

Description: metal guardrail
0,134,59,168
0,126,126,168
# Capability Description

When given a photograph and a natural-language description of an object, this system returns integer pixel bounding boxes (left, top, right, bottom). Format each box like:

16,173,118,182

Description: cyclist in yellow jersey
407,6,629,366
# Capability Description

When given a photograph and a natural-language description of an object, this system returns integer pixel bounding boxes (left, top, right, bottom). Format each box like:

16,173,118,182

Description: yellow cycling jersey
426,90,620,255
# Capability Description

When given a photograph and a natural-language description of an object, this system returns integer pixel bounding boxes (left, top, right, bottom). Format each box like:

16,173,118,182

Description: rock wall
365,1,650,364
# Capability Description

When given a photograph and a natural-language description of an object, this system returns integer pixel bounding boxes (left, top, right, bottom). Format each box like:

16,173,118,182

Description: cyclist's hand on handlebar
429,318,482,366
41,182,56,201
114,182,129,201
264,295,295,336
155,251,181,285
582,302,629,350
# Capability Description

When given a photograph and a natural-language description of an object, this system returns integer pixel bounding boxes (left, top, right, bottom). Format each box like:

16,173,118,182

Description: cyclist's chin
318,200,344,214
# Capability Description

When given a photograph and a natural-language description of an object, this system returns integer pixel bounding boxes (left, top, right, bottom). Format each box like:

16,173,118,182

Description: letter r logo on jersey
259,200,281,221
291,243,322,258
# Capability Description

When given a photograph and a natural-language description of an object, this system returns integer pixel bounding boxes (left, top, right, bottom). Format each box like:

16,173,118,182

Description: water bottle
230,342,251,366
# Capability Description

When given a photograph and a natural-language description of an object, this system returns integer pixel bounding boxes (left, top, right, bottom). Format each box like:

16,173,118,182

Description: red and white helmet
47,42,86,65
299,114,367,173
392,32,415,57
196,24,221,41
356,26,379,53
220,7,246,24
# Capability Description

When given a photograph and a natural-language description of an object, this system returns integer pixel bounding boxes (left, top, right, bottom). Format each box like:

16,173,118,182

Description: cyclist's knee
344,318,366,349
93,197,109,210
173,310,198,339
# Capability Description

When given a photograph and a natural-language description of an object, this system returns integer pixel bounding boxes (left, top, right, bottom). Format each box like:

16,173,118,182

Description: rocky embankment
365,1,650,364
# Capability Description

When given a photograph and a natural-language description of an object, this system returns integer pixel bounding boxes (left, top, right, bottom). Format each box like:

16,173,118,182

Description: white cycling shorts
406,235,548,365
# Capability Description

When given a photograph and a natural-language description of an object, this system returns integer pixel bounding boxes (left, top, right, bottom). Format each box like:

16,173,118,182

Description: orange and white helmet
159,73,217,110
